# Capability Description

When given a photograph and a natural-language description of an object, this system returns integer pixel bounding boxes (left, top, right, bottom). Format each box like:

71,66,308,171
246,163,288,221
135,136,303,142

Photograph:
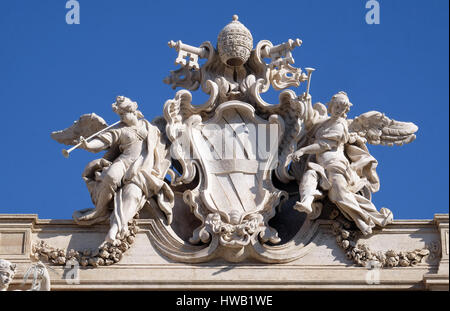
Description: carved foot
103,235,121,247
294,199,313,214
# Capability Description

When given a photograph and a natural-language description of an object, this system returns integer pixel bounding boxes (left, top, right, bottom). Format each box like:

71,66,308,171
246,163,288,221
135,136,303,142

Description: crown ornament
217,15,253,67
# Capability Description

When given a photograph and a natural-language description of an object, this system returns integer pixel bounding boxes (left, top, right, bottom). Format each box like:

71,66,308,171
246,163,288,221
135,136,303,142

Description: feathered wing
51,113,108,145
348,111,418,146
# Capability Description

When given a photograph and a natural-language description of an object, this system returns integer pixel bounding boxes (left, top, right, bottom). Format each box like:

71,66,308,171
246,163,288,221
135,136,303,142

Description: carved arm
79,137,110,153
292,142,331,162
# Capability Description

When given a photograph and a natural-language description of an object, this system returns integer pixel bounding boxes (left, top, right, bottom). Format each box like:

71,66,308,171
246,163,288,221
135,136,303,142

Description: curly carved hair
112,96,144,119
327,91,352,115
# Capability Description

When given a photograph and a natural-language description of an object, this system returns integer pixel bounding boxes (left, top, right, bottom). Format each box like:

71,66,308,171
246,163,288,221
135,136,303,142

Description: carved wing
348,111,418,146
51,113,108,145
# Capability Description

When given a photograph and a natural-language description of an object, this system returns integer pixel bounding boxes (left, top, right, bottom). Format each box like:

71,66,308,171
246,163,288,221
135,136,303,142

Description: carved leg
74,161,126,225
328,174,375,235
105,222,120,245
295,169,321,214
106,183,144,245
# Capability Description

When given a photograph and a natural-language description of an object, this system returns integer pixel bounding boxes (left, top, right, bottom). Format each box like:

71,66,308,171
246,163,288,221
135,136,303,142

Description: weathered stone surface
44,15,424,266
2,15,447,292
0,213,447,290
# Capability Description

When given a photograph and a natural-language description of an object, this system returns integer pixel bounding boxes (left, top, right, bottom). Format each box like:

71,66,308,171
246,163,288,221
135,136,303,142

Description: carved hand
78,136,89,149
292,149,304,162
349,133,366,145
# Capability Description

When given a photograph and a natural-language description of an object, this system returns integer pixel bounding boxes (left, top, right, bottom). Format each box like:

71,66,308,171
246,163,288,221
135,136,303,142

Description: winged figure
291,91,418,235
51,96,174,245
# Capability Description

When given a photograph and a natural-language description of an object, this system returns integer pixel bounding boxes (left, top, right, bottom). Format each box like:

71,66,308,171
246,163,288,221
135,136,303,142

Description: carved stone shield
183,101,286,249
190,101,281,222
157,91,322,263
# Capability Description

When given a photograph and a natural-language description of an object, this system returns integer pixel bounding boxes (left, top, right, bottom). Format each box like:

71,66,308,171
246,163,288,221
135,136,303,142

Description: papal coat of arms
44,15,423,267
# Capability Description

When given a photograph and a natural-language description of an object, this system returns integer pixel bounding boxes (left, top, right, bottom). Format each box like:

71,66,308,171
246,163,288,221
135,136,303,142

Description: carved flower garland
32,221,138,267
330,210,434,268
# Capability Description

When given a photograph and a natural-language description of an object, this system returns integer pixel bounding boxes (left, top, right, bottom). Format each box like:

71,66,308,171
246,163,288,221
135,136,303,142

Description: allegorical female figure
292,92,394,235
60,96,174,245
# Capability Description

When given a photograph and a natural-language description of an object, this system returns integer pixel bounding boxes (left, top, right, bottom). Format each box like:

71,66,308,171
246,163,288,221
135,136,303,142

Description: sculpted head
0,259,16,291
112,96,144,126
327,91,352,118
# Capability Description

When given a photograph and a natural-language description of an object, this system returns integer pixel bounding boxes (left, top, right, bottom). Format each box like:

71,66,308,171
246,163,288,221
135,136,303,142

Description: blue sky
0,0,448,220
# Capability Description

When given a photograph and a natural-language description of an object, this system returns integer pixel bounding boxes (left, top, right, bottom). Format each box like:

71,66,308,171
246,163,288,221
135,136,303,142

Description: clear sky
0,0,448,220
